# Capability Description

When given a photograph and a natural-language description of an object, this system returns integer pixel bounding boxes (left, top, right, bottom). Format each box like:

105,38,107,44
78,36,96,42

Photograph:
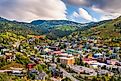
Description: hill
80,16,121,39
0,17,111,39
31,20,82,26
0,18,43,36
66,16,121,47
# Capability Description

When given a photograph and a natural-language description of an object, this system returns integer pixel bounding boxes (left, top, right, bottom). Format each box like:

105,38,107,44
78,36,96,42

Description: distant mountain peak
31,20,81,26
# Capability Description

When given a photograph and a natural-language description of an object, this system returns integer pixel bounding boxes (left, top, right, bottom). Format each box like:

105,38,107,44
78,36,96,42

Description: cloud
71,8,97,22
73,12,79,17
78,8,93,21
66,0,121,20
0,0,67,22
64,0,90,6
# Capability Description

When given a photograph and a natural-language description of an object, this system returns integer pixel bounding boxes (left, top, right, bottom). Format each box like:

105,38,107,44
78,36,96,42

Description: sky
0,0,121,23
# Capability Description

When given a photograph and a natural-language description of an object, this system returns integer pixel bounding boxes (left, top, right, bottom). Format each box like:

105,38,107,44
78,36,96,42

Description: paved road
59,67,79,81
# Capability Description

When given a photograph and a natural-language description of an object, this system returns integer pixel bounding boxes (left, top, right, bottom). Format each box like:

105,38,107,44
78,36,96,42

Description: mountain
0,17,43,36
0,18,85,38
31,20,82,26
30,19,111,39
79,16,121,40
31,20,85,35
0,17,112,39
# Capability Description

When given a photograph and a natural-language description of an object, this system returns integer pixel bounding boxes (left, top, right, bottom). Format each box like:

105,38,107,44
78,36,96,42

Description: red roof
83,58,92,61
33,36,44,39
52,51,62,54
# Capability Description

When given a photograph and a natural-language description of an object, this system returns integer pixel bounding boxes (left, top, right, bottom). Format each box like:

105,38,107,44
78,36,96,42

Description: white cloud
66,0,89,6
92,6,121,21
71,8,97,22
66,0,121,21
78,8,93,21
73,12,79,17
0,0,67,22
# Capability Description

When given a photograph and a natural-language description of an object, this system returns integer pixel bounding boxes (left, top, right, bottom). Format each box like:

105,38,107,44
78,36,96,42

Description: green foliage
35,64,43,72
0,57,10,68
0,73,26,81
0,20,43,36
60,64,67,68
56,26,77,31
16,53,30,65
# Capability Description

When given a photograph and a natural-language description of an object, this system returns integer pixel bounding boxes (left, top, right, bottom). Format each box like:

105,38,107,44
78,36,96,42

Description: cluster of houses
0,35,121,80
32,36,121,77
0,46,16,62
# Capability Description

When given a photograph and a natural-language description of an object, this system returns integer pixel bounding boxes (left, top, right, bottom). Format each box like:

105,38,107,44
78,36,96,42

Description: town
0,0,121,80
0,33,121,81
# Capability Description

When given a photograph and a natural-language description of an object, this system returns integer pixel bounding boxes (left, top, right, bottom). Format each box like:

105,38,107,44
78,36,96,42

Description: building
70,65,96,76
51,68,63,78
90,62,107,69
4,52,15,62
33,35,45,39
35,73,46,80
27,63,36,70
59,56,75,65
93,53,103,58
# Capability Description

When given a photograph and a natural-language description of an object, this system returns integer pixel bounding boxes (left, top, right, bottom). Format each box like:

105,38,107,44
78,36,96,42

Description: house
82,58,97,65
33,35,45,39
51,68,63,78
106,59,119,65
59,56,75,65
4,52,15,62
90,62,107,69
97,70,114,76
109,53,119,59
43,48,51,53
70,65,85,74
49,47,60,51
93,53,103,58
35,73,46,80
28,69,39,80
51,51,62,55
70,65,96,76
11,70,24,77
58,53,68,57
27,63,36,70
30,56,41,64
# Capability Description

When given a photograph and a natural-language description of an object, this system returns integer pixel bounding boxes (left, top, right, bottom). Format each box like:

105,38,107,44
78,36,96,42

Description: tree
35,64,43,72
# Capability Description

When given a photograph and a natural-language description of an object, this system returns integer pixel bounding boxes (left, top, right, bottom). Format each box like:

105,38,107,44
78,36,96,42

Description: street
59,67,79,81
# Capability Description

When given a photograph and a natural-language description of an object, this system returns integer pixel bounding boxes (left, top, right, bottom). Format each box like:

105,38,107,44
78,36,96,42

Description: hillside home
33,35,45,39
82,58,97,65
51,68,63,78
70,65,96,75
93,53,103,58
97,70,114,76
11,70,24,77
90,62,107,69
27,63,36,70
59,56,75,65
49,46,60,51
106,59,119,65
4,52,15,62
35,72,46,81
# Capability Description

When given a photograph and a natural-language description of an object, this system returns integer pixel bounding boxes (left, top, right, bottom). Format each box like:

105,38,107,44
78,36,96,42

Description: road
59,67,79,81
